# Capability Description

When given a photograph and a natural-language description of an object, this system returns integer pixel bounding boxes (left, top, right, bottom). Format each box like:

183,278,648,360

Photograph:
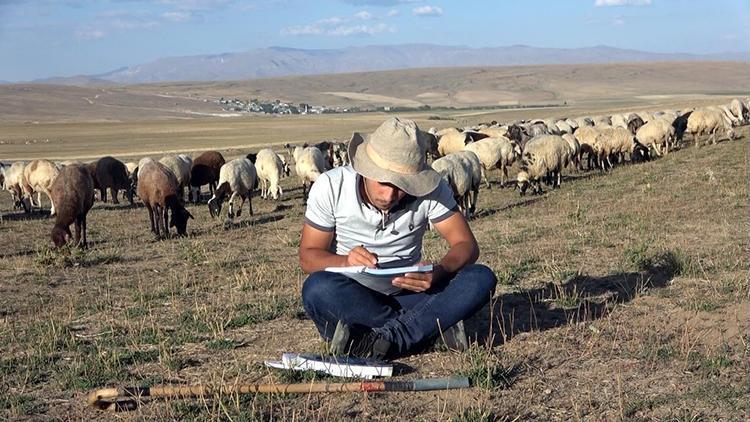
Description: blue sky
1,0,748,82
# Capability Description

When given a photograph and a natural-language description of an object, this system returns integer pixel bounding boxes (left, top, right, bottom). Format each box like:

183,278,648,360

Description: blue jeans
302,264,497,357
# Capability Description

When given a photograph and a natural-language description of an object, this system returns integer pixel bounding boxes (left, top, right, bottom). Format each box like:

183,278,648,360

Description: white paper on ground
264,353,393,379
324,264,433,276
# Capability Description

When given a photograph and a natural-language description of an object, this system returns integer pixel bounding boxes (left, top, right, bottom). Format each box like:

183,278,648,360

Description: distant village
216,97,364,115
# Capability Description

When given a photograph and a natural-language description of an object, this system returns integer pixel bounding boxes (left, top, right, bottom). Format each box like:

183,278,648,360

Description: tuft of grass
496,257,538,285
205,338,237,350
623,242,653,271
458,346,517,391
452,407,496,422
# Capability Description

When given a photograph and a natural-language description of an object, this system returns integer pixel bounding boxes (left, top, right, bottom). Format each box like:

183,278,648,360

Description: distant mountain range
26,44,750,86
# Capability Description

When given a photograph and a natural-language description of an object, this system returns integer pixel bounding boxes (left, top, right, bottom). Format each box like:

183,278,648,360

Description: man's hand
392,263,446,293
347,245,378,268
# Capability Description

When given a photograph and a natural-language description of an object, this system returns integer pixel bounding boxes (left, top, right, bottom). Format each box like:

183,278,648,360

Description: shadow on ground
466,251,682,347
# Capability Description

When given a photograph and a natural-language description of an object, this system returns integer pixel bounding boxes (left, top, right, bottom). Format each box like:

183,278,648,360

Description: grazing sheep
137,160,193,238
91,156,133,204
124,162,138,176
49,164,94,248
516,135,570,195
207,158,258,222
574,116,594,128
293,147,327,200
159,154,192,201
277,152,291,178
4,161,30,211
636,118,675,156
672,110,693,144
593,115,612,127
627,114,646,135
437,130,474,157
717,105,741,127
431,151,482,217
687,108,736,147
478,126,509,139
464,136,520,187
249,148,284,200
564,118,580,131
555,119,574,134
574,125,603,170
561,133,582,171
22,159,61,214
729,98,749,124
611,114,629,130
594,126,637,169
189,151,225,203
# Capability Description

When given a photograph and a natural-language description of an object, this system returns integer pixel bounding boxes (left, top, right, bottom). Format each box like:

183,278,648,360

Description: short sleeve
304,173,335,231
426,179,458,223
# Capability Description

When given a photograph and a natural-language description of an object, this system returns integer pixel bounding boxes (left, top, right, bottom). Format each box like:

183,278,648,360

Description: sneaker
329,321,392,360
442,320,469,351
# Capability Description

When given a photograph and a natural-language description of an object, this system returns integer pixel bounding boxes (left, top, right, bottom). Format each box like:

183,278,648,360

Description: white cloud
282,11,396,36
412,5,442,16
595,0,651,6
387,9,399,16
162,11,192,22
74,28,105,40
354,10,372,20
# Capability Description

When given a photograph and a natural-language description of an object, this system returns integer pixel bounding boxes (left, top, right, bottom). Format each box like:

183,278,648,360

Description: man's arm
392,212,478,292
298,223,378,274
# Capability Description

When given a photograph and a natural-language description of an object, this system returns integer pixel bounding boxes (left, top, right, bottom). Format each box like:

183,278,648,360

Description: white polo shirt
304,165,457,295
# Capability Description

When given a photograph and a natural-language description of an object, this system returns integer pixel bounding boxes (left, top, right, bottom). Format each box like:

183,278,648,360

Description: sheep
136,160,193,238
672,110,693,144
564,118,580,131
125,162,138,176
90,156,133,205
516,135,570,195
3,161,30,211
207,158,258,222
574,116,594,128
478,126,509,138
593,115,612,126
293,147,327,200
437,130,474,157
189,151,225,203
22,159,61,214
159,154,192,201
717,105,741,127
594,126,637,169
248,148,284,200
431,151,482,217
727,98,748,124
48,164,94,248
574,125,603,169
627,114,646,135
561,133,582,171
687,108,736,147
463,136,520,188
555,119,574,134
636,118,675,156
277,152,291,178
611,113,629,129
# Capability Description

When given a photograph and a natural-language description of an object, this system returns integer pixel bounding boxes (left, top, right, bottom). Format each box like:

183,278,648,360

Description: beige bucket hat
349,117,441,197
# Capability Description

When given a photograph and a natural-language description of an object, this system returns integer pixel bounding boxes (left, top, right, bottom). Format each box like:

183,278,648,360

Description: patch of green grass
458,346,517,391
623,242,653,271
452,407,496,422
550,282,582,309
205,338,237,350
225,295,302,330
180,241,207,266
496,257,538,285
0,393,47,416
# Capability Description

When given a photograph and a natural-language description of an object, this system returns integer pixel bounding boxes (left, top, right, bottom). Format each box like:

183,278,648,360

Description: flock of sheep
0,97,747,249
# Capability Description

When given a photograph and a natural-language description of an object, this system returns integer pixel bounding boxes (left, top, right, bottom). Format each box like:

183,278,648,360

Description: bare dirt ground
0,120,748,420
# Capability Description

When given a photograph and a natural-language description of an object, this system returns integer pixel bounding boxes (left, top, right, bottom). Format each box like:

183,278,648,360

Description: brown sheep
190,151,225,203
91,156,133,205
137,159,193,238
49,165,95,248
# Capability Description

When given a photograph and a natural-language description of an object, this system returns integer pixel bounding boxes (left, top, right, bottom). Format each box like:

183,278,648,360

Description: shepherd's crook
88,377,471,411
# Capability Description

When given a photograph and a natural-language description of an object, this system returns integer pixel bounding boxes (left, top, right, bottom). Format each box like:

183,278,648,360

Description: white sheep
594,126,636,169
159,154,192,200
574,125,603,169
464,136,520,188
22,159,61,215
293,147,327,200
564,118,580,131
729,98,749,124
716,105,741,127
517,135,570,195
208,158,258,223
254,148,284,200
431,151,482,217
611,113,629,130
555,119,574,134
4,161,29,211
437,130,473,157
561,133,582,171
636,117,675,156
687,108,736,147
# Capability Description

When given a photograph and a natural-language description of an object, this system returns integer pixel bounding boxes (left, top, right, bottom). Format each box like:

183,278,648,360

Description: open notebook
324,264,433,277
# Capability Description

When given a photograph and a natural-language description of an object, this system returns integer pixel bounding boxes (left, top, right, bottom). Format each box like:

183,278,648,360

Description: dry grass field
1,120,748,420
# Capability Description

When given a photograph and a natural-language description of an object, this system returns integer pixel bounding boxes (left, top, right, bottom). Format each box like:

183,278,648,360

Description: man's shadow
466,251,682,346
